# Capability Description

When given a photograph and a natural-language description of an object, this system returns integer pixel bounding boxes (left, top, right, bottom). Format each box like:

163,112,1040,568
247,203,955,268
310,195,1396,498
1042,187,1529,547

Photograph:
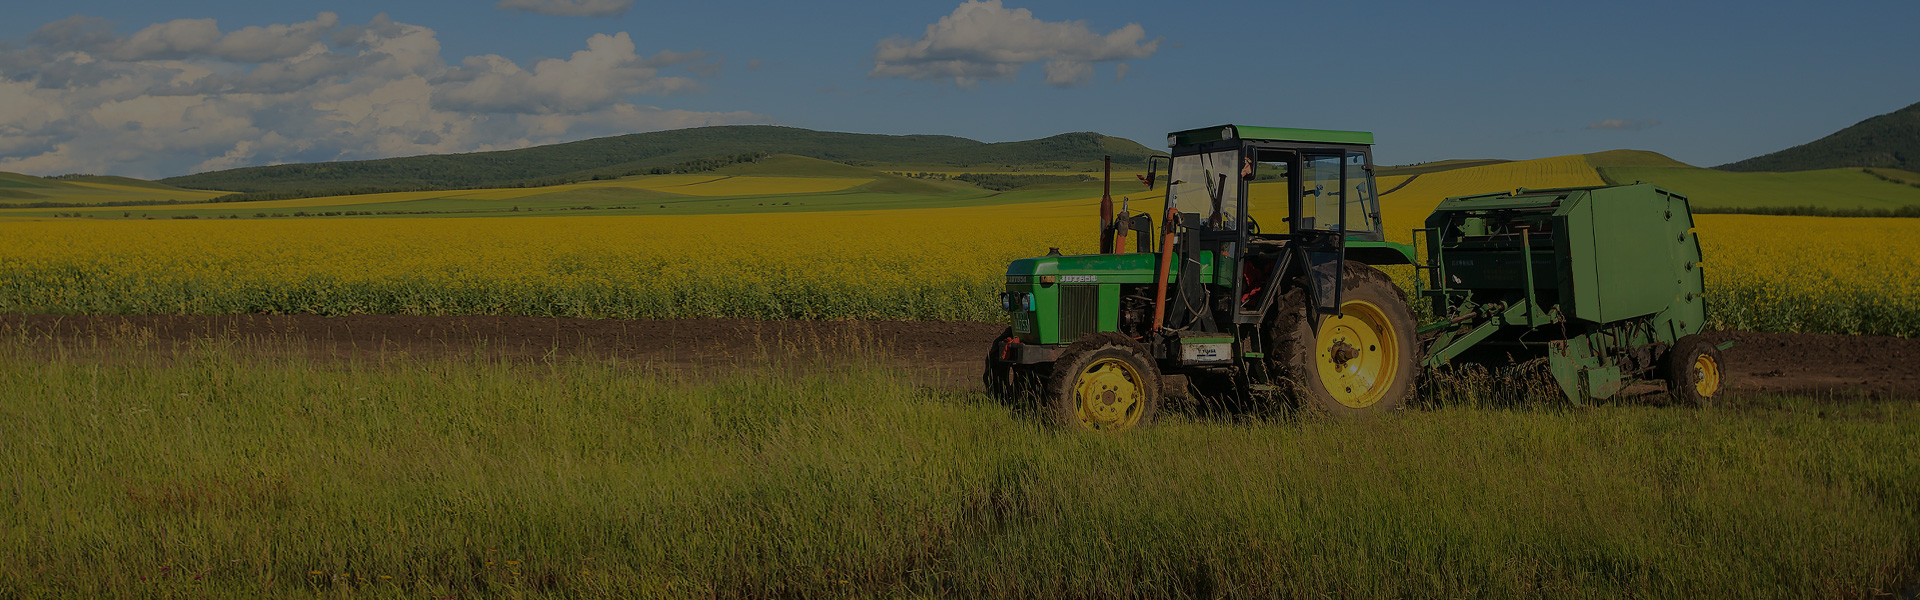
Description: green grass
0,172,67,188
1,338,1914,599
1600,166,1920,211
1868,168,1920,185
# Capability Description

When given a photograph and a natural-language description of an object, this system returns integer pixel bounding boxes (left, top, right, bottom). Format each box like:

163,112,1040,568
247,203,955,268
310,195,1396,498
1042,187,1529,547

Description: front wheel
1271,263,1419,418
1043,333,1162,432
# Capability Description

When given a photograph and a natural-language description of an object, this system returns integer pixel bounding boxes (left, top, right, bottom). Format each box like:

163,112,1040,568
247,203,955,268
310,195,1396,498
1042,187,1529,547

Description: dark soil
1701,330,1920,399
2,314,1914,398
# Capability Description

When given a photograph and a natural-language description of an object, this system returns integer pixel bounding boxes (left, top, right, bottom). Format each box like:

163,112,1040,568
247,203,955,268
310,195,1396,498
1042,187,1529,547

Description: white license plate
1181,343,1232,363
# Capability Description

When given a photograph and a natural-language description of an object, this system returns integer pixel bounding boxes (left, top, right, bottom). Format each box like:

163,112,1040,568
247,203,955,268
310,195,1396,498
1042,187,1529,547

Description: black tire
1663,335,1727,407
1042,332,1162,431
1270,263,1419,418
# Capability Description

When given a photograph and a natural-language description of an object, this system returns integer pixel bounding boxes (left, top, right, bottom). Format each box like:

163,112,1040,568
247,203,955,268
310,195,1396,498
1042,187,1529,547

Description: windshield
1245,155,1289,234
1301,152,1380,234
1166,149,1240,229
1303,154,1342,229
1341,153,1379,234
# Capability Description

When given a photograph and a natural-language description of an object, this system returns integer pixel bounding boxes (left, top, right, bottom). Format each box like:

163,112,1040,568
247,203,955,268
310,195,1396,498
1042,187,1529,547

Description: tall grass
1,338,1915,598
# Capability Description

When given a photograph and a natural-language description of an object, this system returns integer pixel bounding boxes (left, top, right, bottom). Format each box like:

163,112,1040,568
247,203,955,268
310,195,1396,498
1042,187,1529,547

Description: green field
2,338,1914,599
1601,165,1920,211
0,172,227,207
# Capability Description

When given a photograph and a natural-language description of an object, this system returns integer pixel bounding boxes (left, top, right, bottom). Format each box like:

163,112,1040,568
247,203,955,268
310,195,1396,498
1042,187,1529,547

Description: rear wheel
1664,335,1726,407
1271,263,1419,418
1043,333,1161,432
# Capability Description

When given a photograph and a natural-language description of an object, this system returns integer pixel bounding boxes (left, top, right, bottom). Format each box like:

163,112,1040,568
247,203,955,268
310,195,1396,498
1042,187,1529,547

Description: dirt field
2,314,1915,398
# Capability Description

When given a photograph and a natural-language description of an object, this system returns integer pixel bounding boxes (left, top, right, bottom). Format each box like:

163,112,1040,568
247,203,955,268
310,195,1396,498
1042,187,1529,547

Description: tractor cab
1164,125,1385,243
1154,126,1403,332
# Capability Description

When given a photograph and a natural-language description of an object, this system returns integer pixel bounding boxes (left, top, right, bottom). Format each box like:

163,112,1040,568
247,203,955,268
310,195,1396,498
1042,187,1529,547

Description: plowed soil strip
2,315,1913,398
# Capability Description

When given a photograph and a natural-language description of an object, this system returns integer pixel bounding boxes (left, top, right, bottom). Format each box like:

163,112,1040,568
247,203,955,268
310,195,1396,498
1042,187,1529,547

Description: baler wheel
1043,333,1162,432
1664,335,1726,407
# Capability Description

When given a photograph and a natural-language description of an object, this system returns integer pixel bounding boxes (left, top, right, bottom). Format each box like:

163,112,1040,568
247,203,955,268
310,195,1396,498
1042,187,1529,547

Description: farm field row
3,340,1913,598
10,148,1920,221
2,194,1916,336
0,156,1117,219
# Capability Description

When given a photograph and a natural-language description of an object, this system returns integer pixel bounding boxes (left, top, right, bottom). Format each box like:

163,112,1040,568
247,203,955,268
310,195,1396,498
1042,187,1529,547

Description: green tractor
986,124,1733,431
984,125,1421,429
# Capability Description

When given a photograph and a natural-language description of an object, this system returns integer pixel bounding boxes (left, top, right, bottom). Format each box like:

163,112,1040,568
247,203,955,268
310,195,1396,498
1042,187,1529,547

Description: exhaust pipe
1150,205,1178,332
1099,155,1113,253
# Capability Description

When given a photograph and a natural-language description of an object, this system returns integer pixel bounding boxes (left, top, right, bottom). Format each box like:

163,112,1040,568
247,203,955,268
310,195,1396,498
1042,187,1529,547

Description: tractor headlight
1000,291,1035,312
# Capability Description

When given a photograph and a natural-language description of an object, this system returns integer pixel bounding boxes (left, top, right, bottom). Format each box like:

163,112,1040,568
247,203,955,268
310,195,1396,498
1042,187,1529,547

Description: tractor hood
1004,252,1213,286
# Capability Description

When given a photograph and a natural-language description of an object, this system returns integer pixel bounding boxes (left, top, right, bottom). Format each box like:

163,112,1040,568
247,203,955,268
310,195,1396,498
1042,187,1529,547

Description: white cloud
211,12,340,63
111,18,221,61
0,13,764,178
1587,118,1661,131
872,0,1158,87
494,0,633,18
436,33,705,114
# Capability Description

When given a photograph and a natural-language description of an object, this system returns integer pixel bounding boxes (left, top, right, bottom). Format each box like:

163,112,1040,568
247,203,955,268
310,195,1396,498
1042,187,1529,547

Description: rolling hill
158,126,1160,194
1717,100,1920,172
0,171,228,206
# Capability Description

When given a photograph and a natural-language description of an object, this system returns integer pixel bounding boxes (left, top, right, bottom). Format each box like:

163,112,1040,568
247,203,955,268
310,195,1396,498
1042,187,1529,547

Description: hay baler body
1417,183,1714,402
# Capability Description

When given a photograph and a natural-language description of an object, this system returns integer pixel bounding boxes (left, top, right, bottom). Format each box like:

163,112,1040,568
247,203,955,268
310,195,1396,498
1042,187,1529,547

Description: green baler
1416,183,1730,404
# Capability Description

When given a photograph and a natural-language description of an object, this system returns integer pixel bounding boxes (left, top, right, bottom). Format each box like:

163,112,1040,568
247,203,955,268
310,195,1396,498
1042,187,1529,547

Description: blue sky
0,0,1915,178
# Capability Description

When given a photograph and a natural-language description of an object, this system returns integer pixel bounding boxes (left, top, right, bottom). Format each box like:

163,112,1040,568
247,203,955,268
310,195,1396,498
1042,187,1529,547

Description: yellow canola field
1692,214,1920,336
1,176,1915,336
0,200,1097,321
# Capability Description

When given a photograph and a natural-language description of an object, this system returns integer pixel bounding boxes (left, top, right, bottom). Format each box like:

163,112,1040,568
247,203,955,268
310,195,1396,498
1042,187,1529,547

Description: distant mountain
159,125,1160,193
1717,101,1920,172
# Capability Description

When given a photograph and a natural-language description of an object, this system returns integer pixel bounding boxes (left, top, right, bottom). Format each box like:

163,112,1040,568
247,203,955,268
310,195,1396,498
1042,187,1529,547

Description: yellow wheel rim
1073,357,1147,431
1693,354,1721,397
1313,299,1401,409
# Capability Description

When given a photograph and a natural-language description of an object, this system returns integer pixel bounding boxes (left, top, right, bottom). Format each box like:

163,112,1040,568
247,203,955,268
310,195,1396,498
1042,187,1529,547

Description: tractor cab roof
1168,125,1374,148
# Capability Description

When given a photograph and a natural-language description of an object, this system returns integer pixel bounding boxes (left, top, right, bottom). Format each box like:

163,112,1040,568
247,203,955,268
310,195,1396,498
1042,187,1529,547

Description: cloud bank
0,13,760,178
871,0,1159,88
